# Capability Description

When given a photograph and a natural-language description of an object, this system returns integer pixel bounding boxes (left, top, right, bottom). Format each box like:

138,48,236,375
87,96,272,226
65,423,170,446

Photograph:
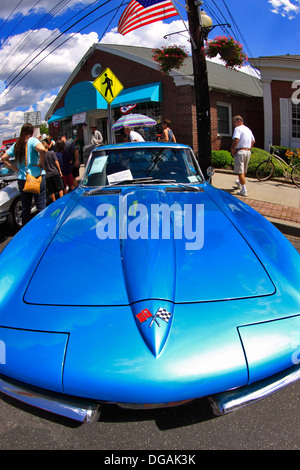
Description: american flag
118,0,178,36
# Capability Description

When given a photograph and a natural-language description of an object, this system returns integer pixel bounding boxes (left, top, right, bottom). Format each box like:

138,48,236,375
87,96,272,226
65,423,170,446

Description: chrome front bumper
0,364,299,423
0,375,101,423
209,364,300,415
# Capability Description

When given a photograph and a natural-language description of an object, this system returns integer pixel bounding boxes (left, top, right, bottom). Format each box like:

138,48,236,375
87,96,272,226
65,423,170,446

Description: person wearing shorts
42,141,64,201
231,115,255,197
60,138,78,192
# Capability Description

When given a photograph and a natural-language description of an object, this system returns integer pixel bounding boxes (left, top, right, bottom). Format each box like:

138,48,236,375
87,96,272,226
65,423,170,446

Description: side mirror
206,166,215,181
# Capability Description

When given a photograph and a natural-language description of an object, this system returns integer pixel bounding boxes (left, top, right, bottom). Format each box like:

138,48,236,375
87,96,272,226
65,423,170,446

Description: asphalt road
0,223,299,451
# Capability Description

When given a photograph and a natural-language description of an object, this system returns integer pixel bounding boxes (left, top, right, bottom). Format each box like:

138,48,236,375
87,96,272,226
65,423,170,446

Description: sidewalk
212,170,300,236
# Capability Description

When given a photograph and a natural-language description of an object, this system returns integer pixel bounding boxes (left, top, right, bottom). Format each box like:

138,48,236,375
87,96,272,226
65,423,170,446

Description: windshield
81,146,203,187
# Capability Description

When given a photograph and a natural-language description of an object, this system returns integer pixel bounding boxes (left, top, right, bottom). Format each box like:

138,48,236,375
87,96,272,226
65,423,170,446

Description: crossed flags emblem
136,308,172,328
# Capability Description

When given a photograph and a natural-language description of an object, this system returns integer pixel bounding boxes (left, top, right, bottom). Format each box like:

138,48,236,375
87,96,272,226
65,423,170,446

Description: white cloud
269,0,300,18
101,20,192,51
0,17,192,138
101,21,260,77
0,28,99,138
0,0,94,20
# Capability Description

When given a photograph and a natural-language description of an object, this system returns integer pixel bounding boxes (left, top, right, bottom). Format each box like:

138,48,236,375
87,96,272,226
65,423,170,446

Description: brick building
45,43,264,153
249,55,300,150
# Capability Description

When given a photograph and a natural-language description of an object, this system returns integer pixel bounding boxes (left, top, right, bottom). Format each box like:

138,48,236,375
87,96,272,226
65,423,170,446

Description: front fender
0,181,19,206
0,190,83,307
205,183,300,293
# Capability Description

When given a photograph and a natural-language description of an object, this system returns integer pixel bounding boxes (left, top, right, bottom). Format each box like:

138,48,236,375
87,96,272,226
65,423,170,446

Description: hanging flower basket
205,36,248,68
152,45,189,75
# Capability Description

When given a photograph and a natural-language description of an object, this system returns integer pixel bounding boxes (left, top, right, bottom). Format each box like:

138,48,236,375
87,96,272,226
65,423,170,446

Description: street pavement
212,170,300,238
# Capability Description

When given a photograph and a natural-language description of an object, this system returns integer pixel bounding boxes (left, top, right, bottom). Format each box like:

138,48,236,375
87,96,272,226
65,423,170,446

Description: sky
0,0,299,140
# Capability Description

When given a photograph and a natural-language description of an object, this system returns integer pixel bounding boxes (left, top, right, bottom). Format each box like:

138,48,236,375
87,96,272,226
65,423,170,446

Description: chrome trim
116,398,194,409
1,365,299,421
0,376,101,423
0,210,9,221
209,365,300,415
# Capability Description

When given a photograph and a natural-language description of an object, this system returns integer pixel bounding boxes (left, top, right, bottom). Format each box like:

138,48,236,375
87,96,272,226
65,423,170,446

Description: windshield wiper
83,188,122,196
84,179,203,195
84,178,177,195
166,183,204,192
106,177,176,187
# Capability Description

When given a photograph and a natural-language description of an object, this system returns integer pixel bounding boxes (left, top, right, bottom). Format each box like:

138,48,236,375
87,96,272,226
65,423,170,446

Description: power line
0,0,24,34
0,1,127,102
220,0,255,58
0,0,42,47
203,0,231,36
202,0,261,92
1,0,99,87
2,0,110,92
1,0,74,77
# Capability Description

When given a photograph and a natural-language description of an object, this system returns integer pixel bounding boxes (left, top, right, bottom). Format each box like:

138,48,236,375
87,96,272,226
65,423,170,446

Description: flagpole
186,0,212,175
168,0,212,174
117,0,213,172
108,103,112,144
168,0,196,49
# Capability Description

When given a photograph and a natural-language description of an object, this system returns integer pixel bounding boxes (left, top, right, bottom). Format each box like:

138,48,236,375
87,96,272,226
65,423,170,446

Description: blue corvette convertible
0,142,299,423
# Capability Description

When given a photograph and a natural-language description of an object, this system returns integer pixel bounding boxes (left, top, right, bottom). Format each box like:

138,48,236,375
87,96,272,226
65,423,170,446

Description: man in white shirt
90,125,103,145
231,115,255,197
124,126,145,142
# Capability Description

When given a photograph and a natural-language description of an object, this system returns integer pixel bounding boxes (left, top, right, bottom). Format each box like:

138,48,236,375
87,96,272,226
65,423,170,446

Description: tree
39,123,49,136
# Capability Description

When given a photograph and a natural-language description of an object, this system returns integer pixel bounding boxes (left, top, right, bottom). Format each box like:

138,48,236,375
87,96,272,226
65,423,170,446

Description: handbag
23,143,42,194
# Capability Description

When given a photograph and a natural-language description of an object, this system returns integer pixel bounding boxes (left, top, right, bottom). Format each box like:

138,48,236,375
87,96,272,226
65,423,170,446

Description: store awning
47,82,162,124
47,107,69,124
111,82,162,108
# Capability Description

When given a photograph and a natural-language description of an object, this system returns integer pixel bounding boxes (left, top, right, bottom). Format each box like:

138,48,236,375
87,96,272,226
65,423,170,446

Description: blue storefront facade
46,43,264,152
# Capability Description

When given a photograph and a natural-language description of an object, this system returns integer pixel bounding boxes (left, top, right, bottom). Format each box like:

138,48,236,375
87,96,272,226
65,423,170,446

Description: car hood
24,187,275,306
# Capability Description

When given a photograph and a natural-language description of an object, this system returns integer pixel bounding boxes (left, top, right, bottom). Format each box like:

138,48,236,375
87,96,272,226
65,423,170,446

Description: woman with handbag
1,123,46,226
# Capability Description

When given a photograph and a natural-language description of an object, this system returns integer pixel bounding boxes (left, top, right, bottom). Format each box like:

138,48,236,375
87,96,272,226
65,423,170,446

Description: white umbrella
112,113,157,131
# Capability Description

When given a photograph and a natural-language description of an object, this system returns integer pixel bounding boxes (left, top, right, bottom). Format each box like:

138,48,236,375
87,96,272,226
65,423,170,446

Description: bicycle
255,145,300,188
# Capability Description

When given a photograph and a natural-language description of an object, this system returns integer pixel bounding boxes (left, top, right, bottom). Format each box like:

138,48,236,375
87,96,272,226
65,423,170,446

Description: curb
268,220,300,237
213,170,300,236
214,168,297,186
235,196,300,236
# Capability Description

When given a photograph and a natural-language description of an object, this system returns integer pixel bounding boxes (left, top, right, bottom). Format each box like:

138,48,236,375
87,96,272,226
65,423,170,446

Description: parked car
0,160,23,228
0,142,299,423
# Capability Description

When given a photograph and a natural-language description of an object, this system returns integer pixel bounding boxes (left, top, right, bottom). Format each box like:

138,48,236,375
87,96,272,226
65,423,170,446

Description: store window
60,119,73,139
113,102,162,141
217,103,232,136
292,102,300,139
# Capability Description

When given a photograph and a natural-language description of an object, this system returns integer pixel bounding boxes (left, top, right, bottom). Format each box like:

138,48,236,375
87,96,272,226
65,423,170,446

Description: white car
0,162,23,229
0,160,61,229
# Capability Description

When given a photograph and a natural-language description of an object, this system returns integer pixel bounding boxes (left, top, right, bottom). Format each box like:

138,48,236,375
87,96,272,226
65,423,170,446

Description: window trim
217,102,232,137
291,100,300,140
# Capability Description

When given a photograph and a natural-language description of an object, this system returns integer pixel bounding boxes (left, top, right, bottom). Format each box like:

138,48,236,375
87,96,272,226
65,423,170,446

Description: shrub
211,150,233,168
211,147,294,178
246,148,270,176
248,147,286,177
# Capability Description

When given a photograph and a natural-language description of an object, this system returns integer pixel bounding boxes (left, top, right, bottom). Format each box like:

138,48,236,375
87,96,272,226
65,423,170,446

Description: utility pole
186,0,212,175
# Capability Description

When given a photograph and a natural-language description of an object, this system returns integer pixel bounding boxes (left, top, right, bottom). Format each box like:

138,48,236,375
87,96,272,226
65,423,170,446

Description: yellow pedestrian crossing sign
92,67,123,104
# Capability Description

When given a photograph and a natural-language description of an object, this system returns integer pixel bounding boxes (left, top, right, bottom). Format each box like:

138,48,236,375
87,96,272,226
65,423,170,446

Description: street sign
92,67,123,104
24,111,41,126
